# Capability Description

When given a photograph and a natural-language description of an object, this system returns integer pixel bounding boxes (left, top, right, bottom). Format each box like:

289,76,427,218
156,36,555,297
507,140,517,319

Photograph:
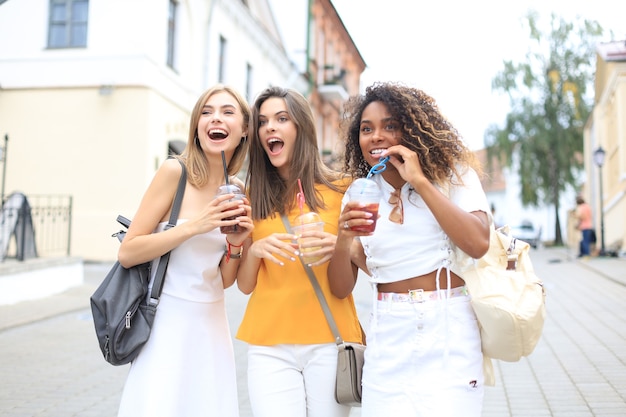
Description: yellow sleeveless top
236,181,363,345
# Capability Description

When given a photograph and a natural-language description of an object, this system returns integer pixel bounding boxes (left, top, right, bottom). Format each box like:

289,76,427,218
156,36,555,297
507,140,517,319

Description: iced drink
216,184,245,234
351,203,380,232
347,178,382,233
291,212,324,264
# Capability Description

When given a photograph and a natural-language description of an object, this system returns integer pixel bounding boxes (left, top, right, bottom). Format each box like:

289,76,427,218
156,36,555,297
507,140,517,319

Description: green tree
485,10,603,246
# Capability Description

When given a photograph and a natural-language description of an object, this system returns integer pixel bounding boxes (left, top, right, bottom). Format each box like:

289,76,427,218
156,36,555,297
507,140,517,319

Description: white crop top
344,167,490,284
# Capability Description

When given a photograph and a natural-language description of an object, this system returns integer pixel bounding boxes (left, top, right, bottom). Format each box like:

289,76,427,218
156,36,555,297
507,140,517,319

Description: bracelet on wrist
225,238,243,263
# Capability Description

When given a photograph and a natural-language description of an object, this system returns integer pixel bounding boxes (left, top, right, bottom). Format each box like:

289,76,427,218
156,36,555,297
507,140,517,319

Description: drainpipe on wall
305,0,314,97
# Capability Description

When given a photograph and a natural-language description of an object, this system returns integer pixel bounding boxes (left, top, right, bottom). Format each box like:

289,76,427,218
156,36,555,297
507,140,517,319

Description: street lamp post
593,146,606,256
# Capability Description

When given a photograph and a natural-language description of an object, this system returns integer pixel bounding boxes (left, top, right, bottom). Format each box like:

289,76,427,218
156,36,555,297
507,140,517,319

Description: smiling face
358,101,402,167
196,91,246,156
258,97,298,179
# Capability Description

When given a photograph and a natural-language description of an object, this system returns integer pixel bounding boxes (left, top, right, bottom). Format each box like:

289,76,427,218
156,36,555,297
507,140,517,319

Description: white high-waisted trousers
361,292,484,417
247,343,352,417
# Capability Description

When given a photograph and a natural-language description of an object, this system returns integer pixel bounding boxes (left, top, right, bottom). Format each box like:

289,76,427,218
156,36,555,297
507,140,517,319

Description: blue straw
360,156,390,194
366,156,390,179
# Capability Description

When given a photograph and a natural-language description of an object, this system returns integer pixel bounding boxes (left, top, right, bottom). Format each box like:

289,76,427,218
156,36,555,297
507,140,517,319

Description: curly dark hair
340,82,481,186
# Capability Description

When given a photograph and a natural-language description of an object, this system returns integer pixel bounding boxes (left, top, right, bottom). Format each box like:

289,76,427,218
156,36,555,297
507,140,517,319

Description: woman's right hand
248,233,300,266
328,203,370,298
337,201,375,241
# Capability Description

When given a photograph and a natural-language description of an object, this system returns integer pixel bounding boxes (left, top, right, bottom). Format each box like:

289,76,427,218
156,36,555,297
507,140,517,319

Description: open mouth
370,148,386,157
268,138,284,154
208,129,228,140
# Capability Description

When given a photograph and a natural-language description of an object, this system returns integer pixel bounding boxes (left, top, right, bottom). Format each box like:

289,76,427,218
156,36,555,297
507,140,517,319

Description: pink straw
297,178,305,223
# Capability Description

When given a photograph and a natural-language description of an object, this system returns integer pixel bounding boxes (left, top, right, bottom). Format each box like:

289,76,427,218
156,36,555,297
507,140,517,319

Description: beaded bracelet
225,237,243,263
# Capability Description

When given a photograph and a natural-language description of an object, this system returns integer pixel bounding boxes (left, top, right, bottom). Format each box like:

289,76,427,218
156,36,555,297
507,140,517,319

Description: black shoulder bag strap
145,158,187,306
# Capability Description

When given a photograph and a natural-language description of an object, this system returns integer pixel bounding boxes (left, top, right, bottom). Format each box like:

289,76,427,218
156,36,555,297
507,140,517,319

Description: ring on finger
343,221,350,230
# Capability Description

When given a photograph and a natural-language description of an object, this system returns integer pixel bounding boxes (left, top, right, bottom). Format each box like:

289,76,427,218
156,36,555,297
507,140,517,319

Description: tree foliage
485,10,604,245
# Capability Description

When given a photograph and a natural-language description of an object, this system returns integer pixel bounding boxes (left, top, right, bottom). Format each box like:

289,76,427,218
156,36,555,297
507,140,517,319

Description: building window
246,63,253,102
48,0,89,48
166,0,178,69
218,35,227,83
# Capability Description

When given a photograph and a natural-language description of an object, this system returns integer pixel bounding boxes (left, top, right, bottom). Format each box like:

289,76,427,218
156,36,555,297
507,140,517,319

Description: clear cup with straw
216,151,245,234
345,156,387,232
346,179,382,232
291,179,324,264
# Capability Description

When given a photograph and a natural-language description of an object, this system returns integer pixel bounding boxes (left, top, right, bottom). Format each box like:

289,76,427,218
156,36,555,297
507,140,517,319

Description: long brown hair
246,86,343,220
180,84,250,187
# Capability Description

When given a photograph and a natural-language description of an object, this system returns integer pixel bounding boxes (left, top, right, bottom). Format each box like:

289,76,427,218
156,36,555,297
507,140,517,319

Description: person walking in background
328,82,491,417
575,195,594,258
236,86,363,417
116,85,253,417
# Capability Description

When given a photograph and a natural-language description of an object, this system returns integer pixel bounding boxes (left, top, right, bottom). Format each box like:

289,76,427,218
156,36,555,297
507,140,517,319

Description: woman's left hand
296,229,337,266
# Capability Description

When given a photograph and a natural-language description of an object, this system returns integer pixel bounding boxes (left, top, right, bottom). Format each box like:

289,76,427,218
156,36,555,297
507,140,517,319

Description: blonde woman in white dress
116,84,253,417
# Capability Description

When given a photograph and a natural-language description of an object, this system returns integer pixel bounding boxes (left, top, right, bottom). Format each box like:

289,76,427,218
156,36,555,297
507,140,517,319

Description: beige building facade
583,40,626,255
0,0,364,261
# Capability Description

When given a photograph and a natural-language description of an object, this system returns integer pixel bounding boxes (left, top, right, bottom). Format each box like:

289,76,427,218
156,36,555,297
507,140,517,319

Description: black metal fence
0,194,73,261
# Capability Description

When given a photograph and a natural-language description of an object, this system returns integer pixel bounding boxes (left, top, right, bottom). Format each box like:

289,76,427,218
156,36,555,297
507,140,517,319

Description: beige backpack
456,224,547,362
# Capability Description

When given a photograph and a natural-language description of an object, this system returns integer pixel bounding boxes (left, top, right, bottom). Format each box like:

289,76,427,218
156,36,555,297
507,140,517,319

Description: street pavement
1,247,625,416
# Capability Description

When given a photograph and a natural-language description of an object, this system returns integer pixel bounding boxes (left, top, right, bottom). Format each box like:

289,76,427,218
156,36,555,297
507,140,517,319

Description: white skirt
361,294,484,417
117,293,239,417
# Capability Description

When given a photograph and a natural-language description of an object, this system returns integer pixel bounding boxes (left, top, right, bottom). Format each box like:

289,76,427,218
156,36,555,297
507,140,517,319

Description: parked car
509,221,541,249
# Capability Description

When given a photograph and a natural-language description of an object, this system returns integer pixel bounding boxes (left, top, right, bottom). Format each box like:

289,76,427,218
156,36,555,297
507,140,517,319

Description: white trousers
247,343,352,417
361,294,484,417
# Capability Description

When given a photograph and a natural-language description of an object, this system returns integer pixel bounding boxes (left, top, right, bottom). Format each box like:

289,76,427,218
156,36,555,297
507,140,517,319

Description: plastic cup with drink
216,151,245,234
216,183,245,234
291,212,324,264
346,178,382,233
345,156,387,233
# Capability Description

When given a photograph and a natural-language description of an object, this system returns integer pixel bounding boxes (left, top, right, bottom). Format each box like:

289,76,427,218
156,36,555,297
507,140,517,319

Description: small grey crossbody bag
281,214,365,406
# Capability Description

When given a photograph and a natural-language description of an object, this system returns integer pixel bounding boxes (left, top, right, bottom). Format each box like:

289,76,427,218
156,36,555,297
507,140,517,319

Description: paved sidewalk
0,248,625,416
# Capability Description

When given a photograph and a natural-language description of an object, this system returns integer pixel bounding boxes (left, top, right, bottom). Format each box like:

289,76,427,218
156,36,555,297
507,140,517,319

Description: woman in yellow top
237,86,363,417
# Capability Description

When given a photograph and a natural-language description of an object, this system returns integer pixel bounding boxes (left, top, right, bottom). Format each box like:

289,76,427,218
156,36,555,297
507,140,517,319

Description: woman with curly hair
328,82,491,416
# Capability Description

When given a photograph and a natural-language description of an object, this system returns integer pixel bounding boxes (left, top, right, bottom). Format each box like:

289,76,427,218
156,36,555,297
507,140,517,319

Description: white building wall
0,0,306,261
206,0,306,97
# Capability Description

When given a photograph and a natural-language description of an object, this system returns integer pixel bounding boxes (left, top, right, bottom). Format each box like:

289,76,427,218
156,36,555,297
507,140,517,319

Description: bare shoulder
163,157,184,174
156,158,185,183
124,158,186,237
143,158,186,201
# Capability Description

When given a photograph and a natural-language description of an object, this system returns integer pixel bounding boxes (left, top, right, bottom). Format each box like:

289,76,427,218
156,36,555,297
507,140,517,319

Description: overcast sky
270,0,624,150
